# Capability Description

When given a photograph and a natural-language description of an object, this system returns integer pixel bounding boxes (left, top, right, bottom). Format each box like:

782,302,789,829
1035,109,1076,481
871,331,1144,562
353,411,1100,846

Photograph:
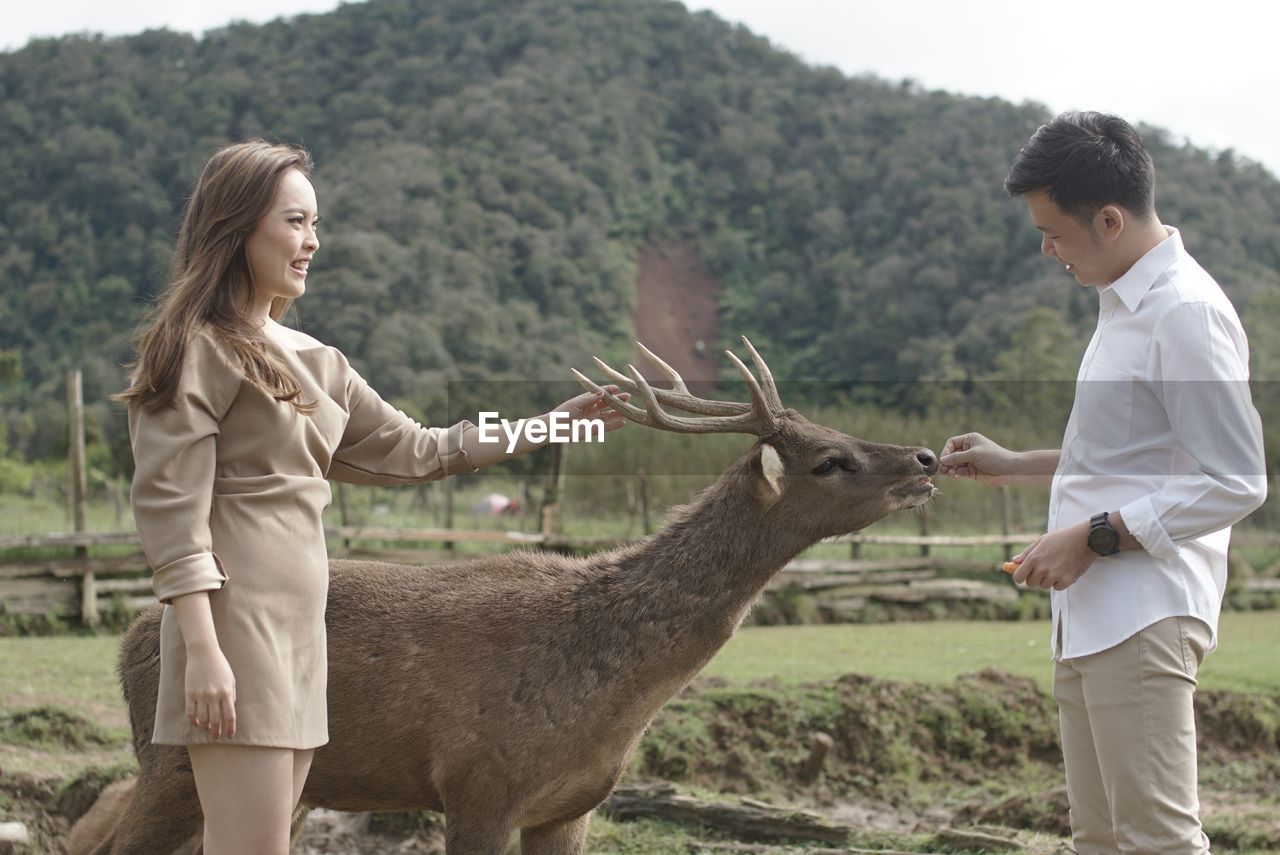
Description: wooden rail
7,527,1278,553
0,528,1056,552
3,528,1277,625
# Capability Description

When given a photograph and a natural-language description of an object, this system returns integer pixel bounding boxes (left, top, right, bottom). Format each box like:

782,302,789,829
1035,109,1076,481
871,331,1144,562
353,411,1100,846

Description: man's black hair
1005,111,1156,223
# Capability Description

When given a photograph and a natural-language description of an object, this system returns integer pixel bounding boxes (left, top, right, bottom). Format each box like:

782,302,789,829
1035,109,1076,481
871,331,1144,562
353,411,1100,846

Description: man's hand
1007,521,1097,591
939,432,1015,486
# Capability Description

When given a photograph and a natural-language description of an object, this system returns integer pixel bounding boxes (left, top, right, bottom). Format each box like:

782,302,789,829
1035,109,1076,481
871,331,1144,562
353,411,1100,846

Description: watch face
1088,526,1120,556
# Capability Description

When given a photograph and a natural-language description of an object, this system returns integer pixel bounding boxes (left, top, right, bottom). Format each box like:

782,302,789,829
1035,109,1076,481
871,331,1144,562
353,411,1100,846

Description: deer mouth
892,475,936,506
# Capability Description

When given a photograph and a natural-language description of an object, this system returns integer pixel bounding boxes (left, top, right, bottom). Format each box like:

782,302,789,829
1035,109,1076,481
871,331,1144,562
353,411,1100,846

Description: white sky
3,0,1278,177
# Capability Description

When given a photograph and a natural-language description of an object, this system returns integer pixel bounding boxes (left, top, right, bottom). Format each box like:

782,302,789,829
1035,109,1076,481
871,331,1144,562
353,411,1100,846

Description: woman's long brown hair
113,140,318,415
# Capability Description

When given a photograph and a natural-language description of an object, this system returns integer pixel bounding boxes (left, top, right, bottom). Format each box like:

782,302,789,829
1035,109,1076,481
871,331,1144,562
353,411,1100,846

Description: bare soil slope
632,245,722,391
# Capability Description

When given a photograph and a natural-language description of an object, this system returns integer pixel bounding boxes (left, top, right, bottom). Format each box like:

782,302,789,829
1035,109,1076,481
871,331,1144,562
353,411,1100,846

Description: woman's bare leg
188,744,295,855
291,748,315,810
287,748,316,847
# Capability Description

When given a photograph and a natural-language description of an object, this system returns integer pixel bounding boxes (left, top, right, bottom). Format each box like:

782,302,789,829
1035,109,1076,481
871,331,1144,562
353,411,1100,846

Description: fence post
68,369,96,627
443,476,455,552
337,482,351,550
1001,485,1014,562
518,478,532,529
540,443,566,541
638,469,652,535
112,474,125,529
918,437,933,557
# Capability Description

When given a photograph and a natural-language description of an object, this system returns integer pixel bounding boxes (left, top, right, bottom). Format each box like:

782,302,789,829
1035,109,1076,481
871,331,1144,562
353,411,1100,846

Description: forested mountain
2,0,1278,473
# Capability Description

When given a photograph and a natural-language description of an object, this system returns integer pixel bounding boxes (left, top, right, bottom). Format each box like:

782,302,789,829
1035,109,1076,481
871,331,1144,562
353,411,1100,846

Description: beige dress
128,320,476,748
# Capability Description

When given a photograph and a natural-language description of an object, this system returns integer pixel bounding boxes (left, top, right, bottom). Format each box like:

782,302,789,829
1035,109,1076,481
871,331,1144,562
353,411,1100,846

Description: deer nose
916,449,938,475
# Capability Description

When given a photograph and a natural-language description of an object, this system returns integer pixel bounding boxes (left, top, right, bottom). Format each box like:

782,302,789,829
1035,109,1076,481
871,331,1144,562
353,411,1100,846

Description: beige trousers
1053,615,1212,855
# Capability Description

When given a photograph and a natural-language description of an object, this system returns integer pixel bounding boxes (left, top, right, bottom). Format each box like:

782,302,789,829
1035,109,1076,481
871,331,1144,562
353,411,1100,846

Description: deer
79,338,938,855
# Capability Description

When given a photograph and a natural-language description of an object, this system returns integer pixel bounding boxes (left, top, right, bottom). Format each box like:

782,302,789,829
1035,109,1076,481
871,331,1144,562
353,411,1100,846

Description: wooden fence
4,527,1277,627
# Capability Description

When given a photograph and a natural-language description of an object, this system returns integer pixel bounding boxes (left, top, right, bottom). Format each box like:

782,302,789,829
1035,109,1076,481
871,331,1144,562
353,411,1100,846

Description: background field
6,613,1278,727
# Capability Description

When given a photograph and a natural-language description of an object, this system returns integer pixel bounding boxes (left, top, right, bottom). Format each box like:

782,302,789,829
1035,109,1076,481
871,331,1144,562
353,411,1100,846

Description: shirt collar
1099,226,1182,313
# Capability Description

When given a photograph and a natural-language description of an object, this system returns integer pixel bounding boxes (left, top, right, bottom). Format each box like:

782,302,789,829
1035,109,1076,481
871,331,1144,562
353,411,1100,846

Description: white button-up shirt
1048,227,1267,660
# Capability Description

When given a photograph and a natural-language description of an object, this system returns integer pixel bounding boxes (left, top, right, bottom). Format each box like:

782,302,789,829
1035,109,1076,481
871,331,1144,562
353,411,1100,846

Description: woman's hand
185,645,237,739
552,385,631,434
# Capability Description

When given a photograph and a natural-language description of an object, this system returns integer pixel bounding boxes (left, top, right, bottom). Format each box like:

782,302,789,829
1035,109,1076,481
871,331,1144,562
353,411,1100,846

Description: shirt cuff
1117,495,1180,561
152,552,228,605
440,420,479,476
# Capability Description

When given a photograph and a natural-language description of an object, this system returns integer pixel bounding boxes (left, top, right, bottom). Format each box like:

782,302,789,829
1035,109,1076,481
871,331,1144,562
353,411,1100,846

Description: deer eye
814,458,837,475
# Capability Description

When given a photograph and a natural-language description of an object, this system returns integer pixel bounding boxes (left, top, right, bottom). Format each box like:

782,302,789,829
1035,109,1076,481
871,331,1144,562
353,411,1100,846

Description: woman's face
244,168,320,319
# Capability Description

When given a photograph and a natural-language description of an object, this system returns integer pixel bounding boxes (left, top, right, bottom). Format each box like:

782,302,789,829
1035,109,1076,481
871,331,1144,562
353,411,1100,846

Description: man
940,112,1267,854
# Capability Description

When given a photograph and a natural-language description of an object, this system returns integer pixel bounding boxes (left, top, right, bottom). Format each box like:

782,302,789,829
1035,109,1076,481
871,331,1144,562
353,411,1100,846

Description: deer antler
571,336,784,436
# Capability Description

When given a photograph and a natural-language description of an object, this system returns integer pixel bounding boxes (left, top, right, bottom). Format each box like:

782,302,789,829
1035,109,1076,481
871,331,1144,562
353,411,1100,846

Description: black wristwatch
1087,512,1121,556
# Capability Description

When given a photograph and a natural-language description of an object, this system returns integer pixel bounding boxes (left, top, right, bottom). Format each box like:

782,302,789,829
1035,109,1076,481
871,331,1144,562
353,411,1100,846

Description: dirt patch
953,785,1072,837
642,668,1061,805
294,809,445,854
51,763,137,825
0,706,123,751
9,672,1280,853
1196,689,1280,757
645,671,1280,800
1201,788,1280,850
632,244,721,390
635,670,1280,846
0,772,73,854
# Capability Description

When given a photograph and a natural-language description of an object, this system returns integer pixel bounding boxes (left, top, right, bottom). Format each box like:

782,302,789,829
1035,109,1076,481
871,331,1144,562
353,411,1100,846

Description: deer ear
760,443,785,496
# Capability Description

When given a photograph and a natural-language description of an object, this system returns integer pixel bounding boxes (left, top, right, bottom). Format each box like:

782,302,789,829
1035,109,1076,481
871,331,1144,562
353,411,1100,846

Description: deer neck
593,457,813,679
650,464,808,603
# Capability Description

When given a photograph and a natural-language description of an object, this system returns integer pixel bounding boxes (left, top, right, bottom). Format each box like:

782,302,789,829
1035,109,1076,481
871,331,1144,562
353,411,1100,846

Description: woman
114,140,625,854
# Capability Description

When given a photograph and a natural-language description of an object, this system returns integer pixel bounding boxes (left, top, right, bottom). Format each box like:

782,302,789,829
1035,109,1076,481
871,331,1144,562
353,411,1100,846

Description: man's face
1024,190,1111,287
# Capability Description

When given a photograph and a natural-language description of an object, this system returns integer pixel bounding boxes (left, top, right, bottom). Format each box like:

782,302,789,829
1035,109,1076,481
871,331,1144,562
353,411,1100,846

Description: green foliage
0,456,32,494
0,610,73,637
1,0,1278,476
587,816,721,853
979,307,1081,437
752,584,820,626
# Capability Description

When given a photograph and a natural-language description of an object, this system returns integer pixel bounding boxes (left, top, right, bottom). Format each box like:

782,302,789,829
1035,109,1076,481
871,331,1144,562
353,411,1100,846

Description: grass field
2,612,1277,726
702,611,1280,695
0,635,128,726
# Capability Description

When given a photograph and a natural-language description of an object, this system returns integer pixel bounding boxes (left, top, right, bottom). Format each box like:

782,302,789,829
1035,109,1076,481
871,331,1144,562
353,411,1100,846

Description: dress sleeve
327,352,478,486
128,330,243,605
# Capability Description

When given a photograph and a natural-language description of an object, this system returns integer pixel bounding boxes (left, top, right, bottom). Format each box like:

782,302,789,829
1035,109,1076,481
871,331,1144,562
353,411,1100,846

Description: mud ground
3,669,1278,853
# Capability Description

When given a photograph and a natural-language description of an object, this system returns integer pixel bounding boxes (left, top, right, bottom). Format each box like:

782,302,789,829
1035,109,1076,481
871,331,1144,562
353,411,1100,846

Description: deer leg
519,813,590,855
443,811,514,855
96,762,202,854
